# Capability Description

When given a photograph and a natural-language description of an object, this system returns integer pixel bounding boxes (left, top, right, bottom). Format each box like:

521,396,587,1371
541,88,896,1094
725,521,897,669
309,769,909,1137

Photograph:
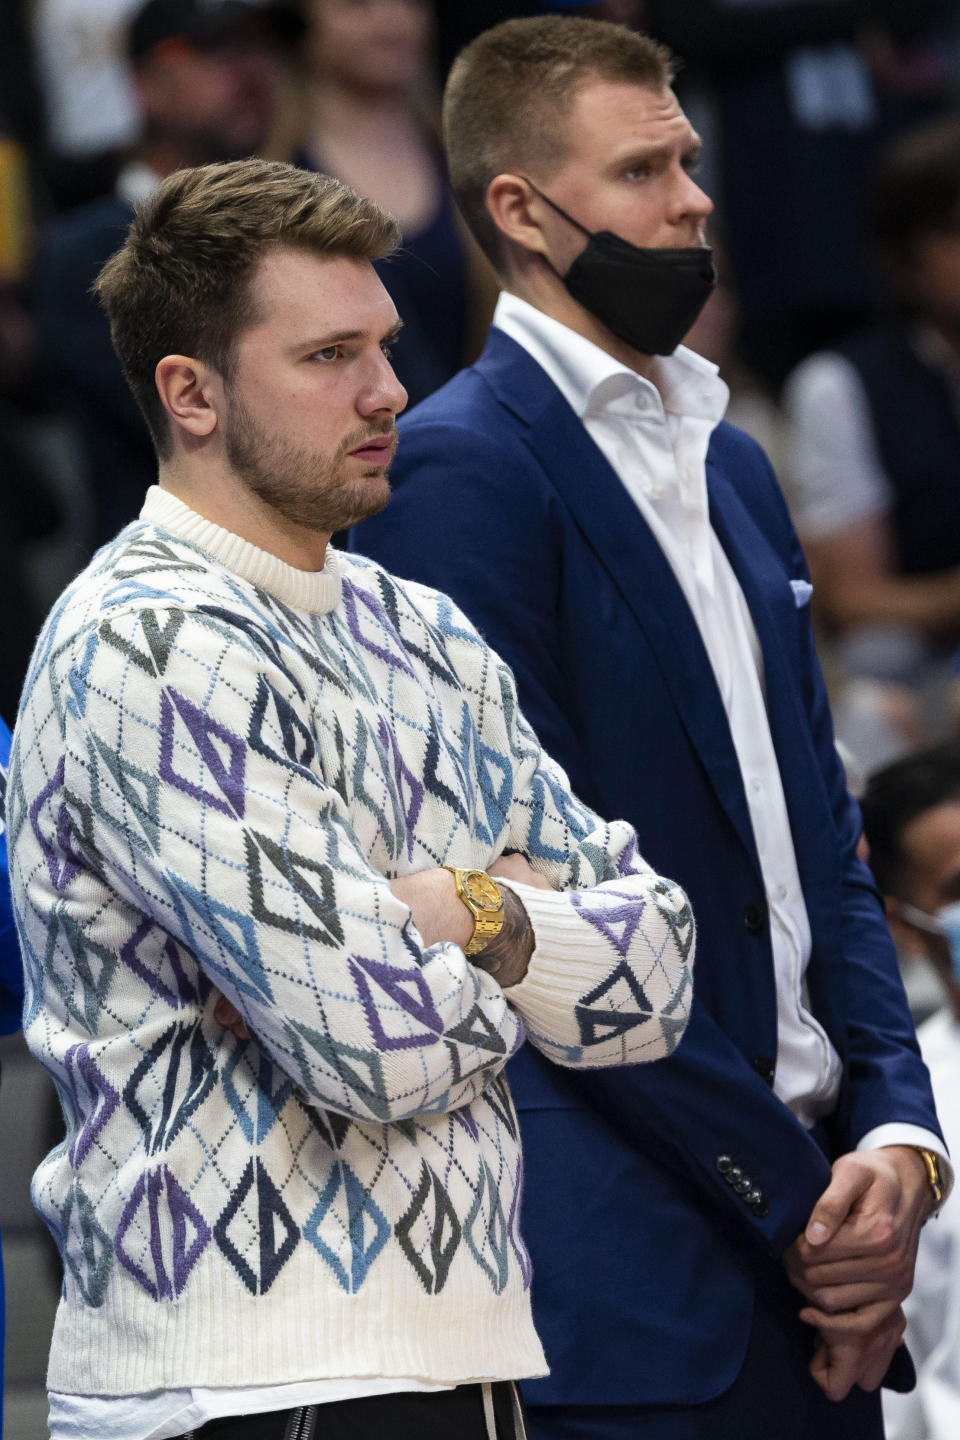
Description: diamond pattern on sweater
116,1166,211,1300
303,1162,391,1292
395,1162,462,1294
222,1048,295,1146
160,688,247,818
348,953,445,1051
61,1181,113,1307
214,1157,298,1295
9,521,693,1391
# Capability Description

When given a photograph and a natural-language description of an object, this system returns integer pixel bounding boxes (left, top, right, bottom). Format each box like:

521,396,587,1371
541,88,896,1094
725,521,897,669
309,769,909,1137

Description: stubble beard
223,392,394,536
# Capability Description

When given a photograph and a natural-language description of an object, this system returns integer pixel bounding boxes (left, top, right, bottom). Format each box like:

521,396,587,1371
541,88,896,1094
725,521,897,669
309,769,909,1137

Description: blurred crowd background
4,0,960,1435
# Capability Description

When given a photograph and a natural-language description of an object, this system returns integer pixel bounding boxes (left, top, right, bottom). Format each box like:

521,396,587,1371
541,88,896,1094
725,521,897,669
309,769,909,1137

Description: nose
359,348,408,419
670,167,714,234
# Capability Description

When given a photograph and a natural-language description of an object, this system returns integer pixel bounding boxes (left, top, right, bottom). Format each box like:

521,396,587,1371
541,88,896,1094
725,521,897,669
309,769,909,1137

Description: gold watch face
462,870,503,912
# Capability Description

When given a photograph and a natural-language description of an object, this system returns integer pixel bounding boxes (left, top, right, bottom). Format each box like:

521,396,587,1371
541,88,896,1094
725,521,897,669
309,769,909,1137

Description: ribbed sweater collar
140,486,342,615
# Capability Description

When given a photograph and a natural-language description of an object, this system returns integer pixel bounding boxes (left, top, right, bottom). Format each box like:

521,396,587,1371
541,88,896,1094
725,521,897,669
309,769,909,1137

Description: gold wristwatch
443,867,505,956
911,1146,949,1213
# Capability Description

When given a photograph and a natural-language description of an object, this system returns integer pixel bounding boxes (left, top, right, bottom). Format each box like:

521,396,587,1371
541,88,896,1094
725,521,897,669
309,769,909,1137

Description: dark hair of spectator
442,15,674,266
95,159,400,459
868,117,960,276
860,740,960,897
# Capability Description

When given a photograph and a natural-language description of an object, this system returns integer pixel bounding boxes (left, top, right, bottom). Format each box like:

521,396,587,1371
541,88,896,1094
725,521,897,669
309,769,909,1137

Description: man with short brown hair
352,14,948,1439
8,156,694,1440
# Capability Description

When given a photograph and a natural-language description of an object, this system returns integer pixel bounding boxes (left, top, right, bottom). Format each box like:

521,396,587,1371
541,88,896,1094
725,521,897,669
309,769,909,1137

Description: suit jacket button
746,1188,762,1206
752,1056,775,1084
716,1156,733,1174
734,1178,750,1195
744,903,766,933
752,1199,770,1218
728,1166,743,1183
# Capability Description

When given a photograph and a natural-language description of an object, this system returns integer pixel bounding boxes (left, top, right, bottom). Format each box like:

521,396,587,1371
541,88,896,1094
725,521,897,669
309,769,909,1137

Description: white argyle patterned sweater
8,487,694,1396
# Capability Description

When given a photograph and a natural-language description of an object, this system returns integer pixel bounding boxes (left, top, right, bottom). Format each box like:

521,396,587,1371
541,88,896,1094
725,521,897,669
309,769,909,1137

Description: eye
623,163,653,182
380,339,395,360
312,344,341,363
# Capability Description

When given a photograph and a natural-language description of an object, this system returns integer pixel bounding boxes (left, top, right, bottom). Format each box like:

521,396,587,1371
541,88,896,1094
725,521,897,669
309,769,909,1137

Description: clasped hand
784,1145,934,1401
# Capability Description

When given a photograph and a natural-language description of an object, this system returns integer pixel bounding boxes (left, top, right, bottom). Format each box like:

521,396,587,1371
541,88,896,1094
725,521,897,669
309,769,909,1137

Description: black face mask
525,180,717,357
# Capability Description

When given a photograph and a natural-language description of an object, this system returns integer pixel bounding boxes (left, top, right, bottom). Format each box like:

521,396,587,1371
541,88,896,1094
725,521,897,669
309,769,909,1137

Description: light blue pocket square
790,579,813,608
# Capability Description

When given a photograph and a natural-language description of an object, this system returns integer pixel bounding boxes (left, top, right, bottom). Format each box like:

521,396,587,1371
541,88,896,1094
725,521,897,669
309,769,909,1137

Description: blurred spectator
31,0,143,210
861,740,960,1439
648,0,956,388
784,117,960,727
31,0,294,556
283,0,494,405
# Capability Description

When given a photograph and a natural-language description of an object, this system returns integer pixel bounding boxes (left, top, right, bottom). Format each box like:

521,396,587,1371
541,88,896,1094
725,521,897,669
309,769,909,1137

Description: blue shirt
0,717,23,1035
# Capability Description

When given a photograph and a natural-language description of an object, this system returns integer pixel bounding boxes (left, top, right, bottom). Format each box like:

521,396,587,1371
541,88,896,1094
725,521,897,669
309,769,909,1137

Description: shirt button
776,884,788,901
750,777,762,792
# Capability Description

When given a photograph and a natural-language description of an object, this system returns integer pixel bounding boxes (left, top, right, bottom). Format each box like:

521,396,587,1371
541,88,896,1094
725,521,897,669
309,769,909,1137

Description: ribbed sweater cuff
495,879,601,1036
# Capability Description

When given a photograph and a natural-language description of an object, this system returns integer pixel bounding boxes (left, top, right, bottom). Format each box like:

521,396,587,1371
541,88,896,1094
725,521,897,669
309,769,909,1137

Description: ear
155,355,220,441
485,173,552,258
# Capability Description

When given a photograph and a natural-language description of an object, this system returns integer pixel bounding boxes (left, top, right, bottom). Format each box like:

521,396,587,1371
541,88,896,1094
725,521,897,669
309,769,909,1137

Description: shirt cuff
857,1123,954,1200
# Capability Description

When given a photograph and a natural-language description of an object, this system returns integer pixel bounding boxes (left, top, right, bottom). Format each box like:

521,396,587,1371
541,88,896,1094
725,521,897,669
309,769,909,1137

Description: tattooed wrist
471,884,535,988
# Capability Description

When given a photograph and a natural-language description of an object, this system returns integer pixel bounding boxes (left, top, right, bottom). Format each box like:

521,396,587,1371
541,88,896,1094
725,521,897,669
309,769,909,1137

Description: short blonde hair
443,16,674,264
96,159,400,458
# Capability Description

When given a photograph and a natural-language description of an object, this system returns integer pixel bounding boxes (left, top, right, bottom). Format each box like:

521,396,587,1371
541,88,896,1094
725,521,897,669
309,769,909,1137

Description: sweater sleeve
47,607,524,1124
433,598,694,1069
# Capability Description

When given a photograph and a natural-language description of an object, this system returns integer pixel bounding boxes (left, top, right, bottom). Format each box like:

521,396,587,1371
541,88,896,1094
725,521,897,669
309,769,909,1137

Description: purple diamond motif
348,953,445,1051
572,889,646,957
159,687,246,817
65,1043,120,1169
341,581,417,678
29,757,83,891
115,1166,210,1300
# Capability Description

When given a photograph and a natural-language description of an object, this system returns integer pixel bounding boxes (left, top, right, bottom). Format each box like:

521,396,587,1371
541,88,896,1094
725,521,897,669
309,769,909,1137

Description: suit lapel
706,463,839,886
476,332,760,870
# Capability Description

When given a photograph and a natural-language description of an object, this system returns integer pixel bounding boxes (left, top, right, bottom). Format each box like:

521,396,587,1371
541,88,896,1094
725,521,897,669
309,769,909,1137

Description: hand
808,1307,908,1403
213,993,250,1040
390,869,474,950
487,853,554,890
785,1146,933,1339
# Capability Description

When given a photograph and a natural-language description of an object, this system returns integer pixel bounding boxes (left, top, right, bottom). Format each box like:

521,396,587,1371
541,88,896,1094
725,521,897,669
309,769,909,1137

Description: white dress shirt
494,291,945,1160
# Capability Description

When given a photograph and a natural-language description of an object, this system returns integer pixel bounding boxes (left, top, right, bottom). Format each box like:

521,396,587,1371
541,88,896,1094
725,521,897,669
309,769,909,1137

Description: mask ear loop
516,176,592,237
897,900,948,934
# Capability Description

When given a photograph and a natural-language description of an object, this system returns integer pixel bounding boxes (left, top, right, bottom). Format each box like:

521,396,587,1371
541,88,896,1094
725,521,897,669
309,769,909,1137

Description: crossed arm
216,853,545,1038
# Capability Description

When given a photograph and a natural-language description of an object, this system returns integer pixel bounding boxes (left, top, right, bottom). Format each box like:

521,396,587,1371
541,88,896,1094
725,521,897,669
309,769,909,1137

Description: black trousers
189,1382,523,1439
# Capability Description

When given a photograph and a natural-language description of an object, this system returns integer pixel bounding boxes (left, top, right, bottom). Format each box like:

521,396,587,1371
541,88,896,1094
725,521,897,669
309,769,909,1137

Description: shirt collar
492,290,729,428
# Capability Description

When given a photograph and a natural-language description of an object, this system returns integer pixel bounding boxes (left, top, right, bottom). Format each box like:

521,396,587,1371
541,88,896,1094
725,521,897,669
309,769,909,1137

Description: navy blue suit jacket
351,329,942,1406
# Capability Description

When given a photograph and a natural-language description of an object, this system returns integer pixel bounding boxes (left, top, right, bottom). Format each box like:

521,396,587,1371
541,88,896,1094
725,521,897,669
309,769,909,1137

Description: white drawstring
482,1381,498,1440
511,1383,528,1440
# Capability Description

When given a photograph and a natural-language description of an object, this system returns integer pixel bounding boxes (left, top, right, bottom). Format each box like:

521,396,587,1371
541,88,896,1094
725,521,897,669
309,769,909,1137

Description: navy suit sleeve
354,406,834,1255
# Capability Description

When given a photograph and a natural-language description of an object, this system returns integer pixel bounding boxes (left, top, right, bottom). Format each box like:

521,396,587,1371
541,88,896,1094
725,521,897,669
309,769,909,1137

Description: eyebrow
295,318,404,351
612,135,703,169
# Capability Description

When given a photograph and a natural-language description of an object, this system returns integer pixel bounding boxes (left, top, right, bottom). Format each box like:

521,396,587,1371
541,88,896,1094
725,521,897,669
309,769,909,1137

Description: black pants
190,1382,523,1439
